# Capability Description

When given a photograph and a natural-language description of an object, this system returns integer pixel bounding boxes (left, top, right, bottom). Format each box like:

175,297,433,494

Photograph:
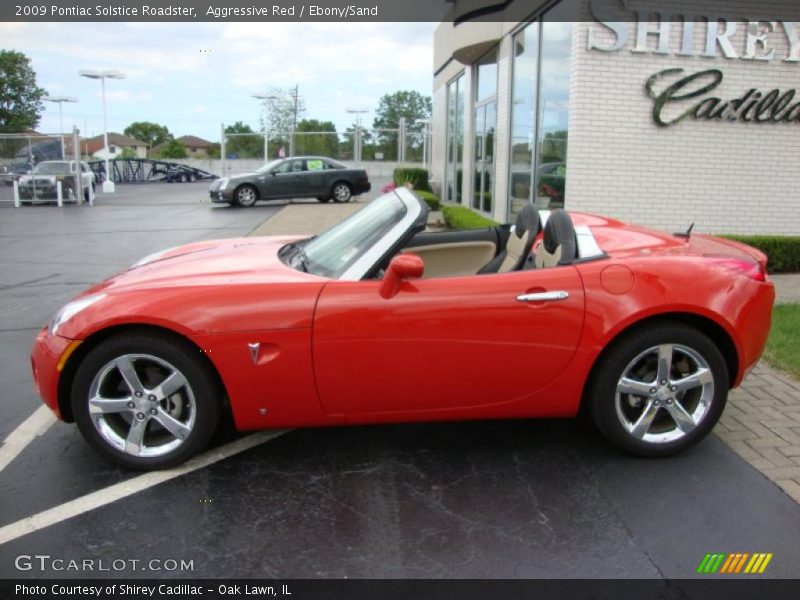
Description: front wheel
589,322,729,457
71,331,222,470
233,185,258,207
330,182,352,203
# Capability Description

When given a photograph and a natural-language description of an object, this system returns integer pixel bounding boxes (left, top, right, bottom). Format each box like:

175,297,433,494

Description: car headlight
218,178,229,190
49,294,106,336
131,246,177,268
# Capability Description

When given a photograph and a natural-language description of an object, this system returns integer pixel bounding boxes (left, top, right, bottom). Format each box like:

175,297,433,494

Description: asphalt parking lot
0,183,799,581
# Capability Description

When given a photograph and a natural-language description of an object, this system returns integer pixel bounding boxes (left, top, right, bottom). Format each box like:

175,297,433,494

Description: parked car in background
209,156,370,207
18,160,96,203
31,188,774,470
0,161,31,186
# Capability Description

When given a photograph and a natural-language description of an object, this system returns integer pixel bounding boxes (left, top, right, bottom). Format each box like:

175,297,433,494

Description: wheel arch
234,182,260,200
331,180,353,192
579,311,739,415
57,323,230,423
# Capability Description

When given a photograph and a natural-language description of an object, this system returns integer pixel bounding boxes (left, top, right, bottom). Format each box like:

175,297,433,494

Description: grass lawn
764,303,800,379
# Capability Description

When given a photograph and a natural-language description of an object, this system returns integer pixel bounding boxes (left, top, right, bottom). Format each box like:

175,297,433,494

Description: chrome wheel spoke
617,377,653,397
630,400,659,439
153,409,190,441
115,356,144,395
125,417,148,455
152,370,187,400
665,400,697,433
672,368,713,393
656,344,673,383
89,396,133,415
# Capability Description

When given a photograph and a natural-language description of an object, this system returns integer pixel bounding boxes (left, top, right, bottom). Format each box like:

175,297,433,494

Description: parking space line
0,429,289,546
0,406,56,473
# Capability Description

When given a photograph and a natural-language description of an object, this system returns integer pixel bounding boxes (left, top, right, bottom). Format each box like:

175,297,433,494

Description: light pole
44,95,78,158
79,69,125,193
252,93,280,164
346,109,368,162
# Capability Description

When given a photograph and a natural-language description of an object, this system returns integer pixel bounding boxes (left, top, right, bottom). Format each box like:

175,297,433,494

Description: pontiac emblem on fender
248,342,260,365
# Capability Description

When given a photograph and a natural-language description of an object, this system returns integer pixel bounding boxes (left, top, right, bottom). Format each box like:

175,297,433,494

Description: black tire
330,182,352,203
189,174,197,183
233,184,258,207
589,322,729,457
316,196,331,203
71,331,222,470
180,173,188,183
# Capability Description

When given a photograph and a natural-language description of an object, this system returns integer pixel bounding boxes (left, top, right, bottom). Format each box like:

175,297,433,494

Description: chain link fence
219,123,431,176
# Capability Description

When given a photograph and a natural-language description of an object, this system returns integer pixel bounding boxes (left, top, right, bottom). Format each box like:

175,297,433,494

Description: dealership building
430,0,800,234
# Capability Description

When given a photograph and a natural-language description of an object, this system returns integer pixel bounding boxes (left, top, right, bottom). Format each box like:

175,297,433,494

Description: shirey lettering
644,68,800,126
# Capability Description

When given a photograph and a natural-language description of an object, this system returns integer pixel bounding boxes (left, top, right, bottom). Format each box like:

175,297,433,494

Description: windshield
34,162,71,175
300,192,408,279
256,159,283,173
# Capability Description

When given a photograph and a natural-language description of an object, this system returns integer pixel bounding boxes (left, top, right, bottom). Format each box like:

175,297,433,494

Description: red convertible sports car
31,188,774,469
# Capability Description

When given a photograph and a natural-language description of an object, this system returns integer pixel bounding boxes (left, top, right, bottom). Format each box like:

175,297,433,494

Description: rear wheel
589,322,728,457
331,182,352,203
233,184,258,207
71,331,222,470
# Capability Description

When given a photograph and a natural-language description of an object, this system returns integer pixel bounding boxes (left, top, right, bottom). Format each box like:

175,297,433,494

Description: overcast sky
1,21,436,141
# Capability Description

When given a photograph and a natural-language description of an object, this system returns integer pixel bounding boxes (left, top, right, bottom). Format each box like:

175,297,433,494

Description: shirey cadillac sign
586,0,800,126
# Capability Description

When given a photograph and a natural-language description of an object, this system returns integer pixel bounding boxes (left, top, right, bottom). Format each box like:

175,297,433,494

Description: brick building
431,0,800,234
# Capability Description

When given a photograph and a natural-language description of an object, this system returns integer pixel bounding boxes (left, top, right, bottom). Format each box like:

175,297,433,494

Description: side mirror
270,171,277,176
380,254,424,299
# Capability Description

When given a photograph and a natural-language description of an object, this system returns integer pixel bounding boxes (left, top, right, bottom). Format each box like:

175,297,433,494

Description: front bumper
31,327,77,420
210,188,234,203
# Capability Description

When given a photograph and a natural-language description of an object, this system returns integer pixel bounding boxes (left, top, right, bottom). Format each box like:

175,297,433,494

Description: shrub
720,235,800,274
393,167,431,192
442,205,499,230
415,190,440,211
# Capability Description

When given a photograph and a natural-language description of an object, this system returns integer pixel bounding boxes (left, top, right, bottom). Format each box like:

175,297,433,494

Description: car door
312,267,585,416
305,158,329,195
269,159,306,198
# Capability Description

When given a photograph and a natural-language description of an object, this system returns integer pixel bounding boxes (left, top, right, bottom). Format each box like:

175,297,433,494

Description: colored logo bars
697,552,773,574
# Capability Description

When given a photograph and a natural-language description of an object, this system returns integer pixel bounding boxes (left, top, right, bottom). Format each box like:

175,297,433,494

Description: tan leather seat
534,209,578,268
496,203,540,273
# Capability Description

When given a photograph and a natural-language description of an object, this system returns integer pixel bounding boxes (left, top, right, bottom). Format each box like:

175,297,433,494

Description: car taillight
706,256,767,282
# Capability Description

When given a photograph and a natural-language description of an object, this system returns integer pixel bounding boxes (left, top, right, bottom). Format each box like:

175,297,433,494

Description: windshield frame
286,187,426,281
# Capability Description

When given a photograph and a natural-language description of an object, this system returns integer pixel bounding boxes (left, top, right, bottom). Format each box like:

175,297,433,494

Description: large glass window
509,22,539,219
444,74,464,204
473,48,497,215
535,8,571,210
508,3,572,217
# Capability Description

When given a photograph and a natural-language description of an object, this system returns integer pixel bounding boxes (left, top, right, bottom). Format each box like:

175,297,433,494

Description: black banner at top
3,0,458,22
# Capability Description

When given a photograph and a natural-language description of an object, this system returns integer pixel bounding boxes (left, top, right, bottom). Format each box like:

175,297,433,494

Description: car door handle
516,291,569,303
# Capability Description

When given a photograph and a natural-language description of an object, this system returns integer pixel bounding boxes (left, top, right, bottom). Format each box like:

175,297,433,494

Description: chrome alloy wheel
614,343,715,444
87,354,196,458
236,186,257,206
332,183,351,202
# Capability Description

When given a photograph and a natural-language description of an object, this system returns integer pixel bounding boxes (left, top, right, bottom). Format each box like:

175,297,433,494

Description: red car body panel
31,211,775,433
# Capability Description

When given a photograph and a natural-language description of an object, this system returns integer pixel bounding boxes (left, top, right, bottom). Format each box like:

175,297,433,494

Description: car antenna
674,222,694,239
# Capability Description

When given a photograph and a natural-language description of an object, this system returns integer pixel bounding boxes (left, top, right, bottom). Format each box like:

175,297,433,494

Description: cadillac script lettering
645,68,800,126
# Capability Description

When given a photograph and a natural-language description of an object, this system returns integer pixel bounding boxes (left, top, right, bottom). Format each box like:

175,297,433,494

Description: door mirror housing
380,254,424,299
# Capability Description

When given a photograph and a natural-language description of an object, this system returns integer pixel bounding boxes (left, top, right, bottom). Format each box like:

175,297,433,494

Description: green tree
123,121,171,149
0,50,46,133
294,119,338,157
373,90,431,161
156,139,187,159
119,147,137,159
224,121,263,159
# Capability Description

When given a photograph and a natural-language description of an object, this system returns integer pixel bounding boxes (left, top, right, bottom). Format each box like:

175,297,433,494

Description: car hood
85,235,324,295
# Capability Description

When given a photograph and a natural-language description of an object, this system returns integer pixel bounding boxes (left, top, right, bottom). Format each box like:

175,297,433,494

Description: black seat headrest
543,209,577,265
514,202,540,239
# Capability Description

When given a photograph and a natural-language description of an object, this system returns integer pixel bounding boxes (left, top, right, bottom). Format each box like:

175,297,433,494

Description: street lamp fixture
252,93,281,164
79,69,125,193
44,95,78,158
